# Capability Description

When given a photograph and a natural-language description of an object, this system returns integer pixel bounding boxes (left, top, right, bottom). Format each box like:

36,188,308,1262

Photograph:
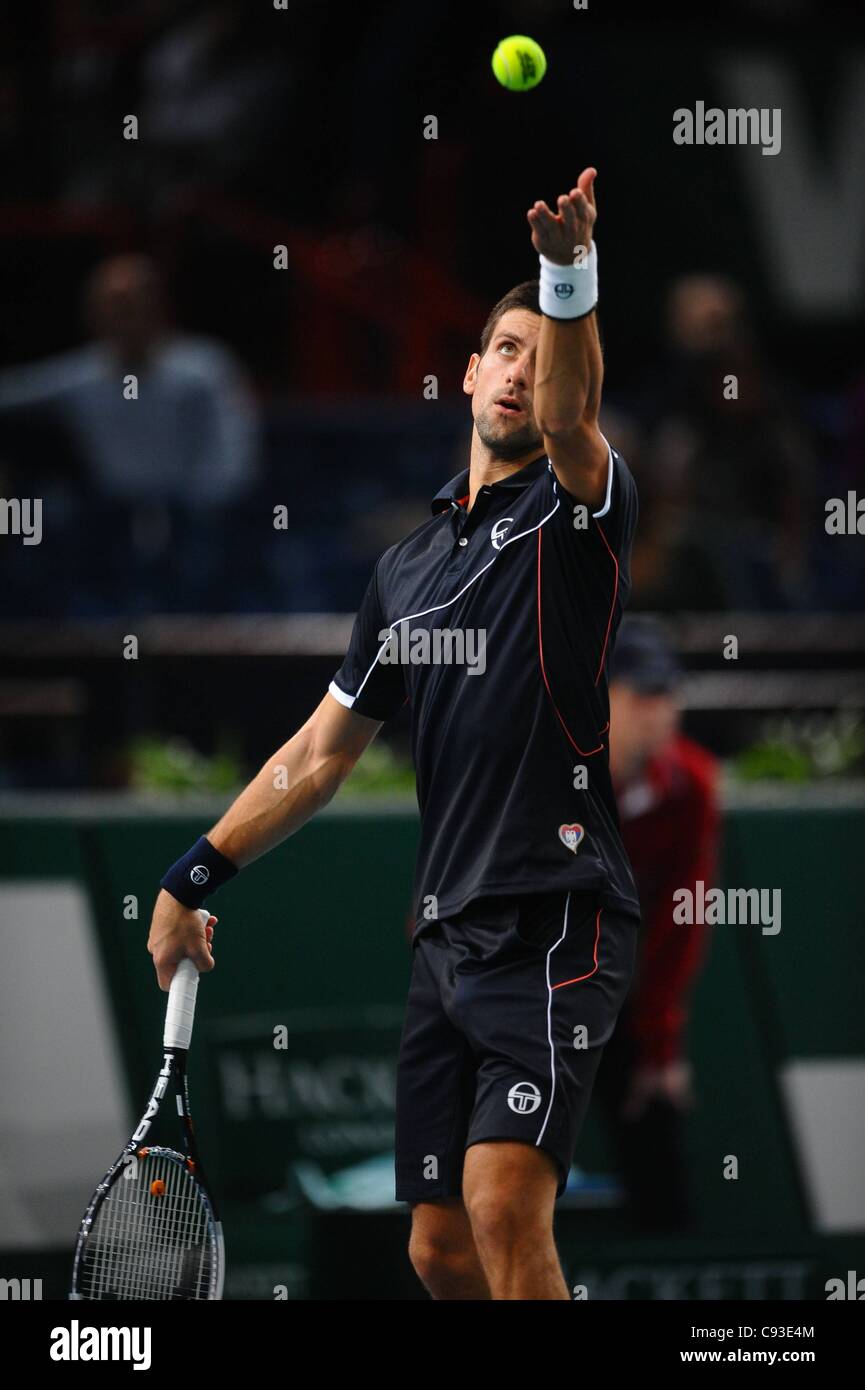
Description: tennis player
149,167,641,1300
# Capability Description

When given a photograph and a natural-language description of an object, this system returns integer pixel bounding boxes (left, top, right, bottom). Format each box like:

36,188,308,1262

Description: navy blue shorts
394,889,639,1203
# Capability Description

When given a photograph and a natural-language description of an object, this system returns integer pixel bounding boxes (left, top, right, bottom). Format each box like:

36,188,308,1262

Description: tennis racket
70,917,224,1300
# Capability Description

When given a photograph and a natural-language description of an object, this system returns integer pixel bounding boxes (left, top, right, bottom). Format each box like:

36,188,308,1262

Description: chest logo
558,823,585,854
490,517,514,550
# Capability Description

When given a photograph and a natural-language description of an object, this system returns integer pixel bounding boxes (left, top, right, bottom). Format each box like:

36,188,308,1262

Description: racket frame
70,956,225,1300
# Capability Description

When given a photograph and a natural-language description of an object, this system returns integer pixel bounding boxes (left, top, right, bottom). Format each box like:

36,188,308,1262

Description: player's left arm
528,167,608,512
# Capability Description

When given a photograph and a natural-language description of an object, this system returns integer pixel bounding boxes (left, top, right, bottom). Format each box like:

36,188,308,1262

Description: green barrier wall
2,798,863,1299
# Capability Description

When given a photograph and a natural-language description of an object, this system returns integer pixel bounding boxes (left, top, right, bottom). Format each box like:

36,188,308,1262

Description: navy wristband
159,835,239,909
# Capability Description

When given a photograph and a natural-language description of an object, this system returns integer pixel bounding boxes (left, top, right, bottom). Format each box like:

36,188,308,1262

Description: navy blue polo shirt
330,438,641,928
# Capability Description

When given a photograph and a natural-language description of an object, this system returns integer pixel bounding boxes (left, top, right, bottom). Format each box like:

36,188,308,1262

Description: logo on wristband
554,282,574,300
190,865,210,885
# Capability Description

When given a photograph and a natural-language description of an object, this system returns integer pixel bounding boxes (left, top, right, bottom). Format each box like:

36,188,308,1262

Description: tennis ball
491,35,547,92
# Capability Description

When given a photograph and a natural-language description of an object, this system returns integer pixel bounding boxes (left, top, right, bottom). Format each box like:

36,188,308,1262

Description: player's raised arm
528,166,609,511
147,692,382,988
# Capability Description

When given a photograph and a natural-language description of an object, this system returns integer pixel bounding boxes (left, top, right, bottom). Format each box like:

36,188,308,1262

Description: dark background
1,0,863,786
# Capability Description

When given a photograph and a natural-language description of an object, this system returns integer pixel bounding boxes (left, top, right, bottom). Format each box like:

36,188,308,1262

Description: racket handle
162,908,211,1050
164,959,200,1051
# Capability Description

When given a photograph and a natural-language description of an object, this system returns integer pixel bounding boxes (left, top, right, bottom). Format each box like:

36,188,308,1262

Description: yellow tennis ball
491,35,547,92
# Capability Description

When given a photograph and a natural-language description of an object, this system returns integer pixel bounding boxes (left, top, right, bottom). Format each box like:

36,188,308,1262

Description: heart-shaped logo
558,823,585,854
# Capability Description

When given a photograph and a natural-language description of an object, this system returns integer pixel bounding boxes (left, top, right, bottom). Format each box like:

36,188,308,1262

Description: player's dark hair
479,278,604,358
479,280,540,357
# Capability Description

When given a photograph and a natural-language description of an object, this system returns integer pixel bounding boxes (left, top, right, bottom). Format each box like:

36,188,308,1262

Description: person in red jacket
593,617,721,1231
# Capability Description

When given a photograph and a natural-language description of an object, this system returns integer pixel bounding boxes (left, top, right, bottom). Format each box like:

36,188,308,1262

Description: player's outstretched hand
148,890,216,990
527,166,597,266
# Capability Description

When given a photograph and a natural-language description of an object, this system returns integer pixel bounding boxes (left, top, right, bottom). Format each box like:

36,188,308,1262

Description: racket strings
80,1152,215,1299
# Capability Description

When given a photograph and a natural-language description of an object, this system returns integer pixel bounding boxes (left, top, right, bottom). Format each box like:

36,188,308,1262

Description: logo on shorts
190,865,210,885
507,1081,542,1115
490,517,514,550
558,823,585,854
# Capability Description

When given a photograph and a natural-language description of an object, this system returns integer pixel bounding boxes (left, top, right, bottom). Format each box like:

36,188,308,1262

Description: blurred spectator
138,1,291,206
53,1,293,210
0,252,259,507
636,274,816,610
601,404,729,612
0,252,261,615
594,617,721,1232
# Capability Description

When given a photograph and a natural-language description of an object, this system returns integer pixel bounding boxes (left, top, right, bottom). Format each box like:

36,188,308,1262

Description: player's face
464,309,545,462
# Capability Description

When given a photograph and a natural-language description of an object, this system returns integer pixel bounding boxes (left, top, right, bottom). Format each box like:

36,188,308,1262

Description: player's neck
466,442,546,511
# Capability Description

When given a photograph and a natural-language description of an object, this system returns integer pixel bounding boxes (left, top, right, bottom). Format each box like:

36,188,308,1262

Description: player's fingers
154,958,176,993
560,199,579,235
189,937,216,973
579,166,598,206
570,190,591,222
569,187,596,231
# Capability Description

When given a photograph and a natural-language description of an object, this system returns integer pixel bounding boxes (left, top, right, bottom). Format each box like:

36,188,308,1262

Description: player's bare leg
408,1197,492,1299
462,1141,570,1300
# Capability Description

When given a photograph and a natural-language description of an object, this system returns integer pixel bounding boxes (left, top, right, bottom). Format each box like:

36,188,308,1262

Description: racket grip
164,958,200,1051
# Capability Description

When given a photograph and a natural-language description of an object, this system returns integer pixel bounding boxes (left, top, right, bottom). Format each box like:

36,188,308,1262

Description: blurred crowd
1,0,862,617
2,252,862,617
615,273,862,613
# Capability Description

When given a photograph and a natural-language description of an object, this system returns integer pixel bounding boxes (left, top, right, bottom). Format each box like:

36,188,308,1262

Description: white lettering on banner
218,1052,395,1121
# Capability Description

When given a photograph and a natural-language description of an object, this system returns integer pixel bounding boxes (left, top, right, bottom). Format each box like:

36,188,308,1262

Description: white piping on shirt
547,434,615,520
331,495,561,708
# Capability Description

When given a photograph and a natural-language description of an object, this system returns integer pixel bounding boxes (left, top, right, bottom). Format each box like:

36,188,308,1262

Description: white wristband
539,242,598,319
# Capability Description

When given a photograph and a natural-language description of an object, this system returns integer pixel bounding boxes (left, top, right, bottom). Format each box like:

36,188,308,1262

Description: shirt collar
430,453,550,515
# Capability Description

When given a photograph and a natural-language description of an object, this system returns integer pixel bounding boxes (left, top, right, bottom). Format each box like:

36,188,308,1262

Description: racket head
71,1146,224,1300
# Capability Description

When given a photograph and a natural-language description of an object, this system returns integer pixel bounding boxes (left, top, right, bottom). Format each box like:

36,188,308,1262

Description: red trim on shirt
552,908,602,989
593,519,619,685
536,529,604,757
